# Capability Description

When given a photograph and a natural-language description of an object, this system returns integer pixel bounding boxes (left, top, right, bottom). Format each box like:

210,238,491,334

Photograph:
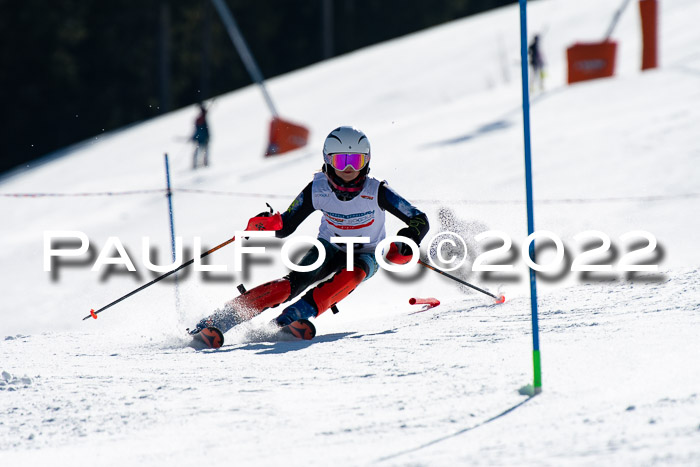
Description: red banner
265,117,310,157
566,41,618,84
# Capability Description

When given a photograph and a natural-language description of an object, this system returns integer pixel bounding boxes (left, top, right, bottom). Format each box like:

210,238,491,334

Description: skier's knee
308,267,367,317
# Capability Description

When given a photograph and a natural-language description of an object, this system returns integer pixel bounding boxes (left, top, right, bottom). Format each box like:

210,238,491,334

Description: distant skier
191,102,210,169
528,34,546,92
190,126,430,348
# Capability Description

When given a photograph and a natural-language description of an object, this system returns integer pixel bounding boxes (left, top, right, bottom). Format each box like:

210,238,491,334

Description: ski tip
286,319,316,340
191,327,224,349
495,295,506,304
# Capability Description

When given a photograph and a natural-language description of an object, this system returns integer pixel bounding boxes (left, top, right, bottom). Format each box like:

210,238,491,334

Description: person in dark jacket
192,103,210,169
528,34,546,92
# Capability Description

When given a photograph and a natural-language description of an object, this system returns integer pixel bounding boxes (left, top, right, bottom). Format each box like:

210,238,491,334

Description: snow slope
2,0,700,465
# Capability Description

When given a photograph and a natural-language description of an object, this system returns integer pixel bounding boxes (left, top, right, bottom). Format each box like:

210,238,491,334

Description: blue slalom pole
164,153,181,311
519,0,542,394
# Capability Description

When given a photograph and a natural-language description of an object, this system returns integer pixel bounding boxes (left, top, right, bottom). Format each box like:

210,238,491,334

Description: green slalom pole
519,0,542,395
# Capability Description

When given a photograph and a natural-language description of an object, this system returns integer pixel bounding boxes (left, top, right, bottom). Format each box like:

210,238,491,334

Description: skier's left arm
275,182,316,238
378,183,429,262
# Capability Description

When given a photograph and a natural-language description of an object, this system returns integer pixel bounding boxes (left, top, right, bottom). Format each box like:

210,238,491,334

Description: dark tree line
0,0,515,174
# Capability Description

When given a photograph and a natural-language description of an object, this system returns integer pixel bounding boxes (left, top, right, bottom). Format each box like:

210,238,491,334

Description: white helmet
323,126,371,163
322,126,371,201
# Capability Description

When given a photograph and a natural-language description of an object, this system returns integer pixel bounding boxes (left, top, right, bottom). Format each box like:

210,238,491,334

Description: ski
189,319,316,350
278,318,316,341
189,326,224,349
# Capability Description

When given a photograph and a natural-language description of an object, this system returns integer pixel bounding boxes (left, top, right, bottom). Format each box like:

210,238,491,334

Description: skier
192,102,210,169
528,34,546,92
190,126,430,348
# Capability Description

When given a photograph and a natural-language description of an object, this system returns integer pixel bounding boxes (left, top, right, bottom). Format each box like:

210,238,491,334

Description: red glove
245,211,283,231
385,242,414,265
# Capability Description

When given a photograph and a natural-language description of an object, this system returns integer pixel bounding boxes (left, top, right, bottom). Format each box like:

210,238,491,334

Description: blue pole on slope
164,153,181,312
519,0,542,394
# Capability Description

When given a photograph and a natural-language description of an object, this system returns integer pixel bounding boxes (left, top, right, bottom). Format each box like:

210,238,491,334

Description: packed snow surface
2,0,699,465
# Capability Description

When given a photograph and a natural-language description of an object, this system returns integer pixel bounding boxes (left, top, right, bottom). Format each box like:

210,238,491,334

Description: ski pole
83,204,283,321
82,236,237,320
418,260,505,303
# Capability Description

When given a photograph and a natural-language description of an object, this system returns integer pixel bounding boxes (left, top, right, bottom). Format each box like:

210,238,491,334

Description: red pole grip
409,297,440,307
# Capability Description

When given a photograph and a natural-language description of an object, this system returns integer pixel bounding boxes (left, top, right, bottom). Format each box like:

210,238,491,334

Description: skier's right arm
275,182,315,238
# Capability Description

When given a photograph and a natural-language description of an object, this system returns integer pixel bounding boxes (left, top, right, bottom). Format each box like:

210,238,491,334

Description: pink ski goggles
326,153,369,171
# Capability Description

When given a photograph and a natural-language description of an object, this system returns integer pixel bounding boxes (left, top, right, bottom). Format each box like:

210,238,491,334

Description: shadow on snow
375,395,534,463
